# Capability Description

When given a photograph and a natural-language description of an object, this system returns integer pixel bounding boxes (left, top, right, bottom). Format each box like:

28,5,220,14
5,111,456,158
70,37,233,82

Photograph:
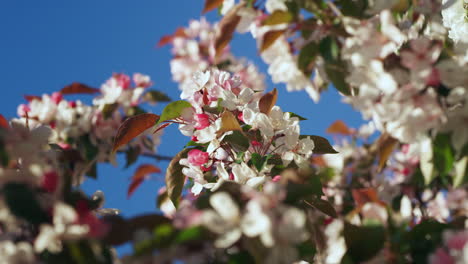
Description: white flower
442,0,468,43
231,162,266,188
35,203,89,253
265,0,288,13
241,199,274,247
0,241,36,264
202,192,242,248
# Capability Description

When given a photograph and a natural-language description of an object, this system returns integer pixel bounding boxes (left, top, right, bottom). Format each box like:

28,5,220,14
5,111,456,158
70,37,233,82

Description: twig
117,150,173,161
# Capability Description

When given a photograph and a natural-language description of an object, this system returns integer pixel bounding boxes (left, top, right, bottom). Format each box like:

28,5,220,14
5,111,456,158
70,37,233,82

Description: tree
0,0,467,263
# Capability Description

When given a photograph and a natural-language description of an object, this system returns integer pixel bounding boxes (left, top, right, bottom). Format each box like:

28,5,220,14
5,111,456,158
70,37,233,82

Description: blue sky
0,0,364,256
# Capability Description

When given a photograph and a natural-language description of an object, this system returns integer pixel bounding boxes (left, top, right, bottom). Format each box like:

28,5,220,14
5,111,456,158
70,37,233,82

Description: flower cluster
172,68,315,195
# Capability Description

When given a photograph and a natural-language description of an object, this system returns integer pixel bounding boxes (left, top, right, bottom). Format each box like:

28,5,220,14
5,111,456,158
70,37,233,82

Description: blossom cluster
172,68,315,195
0,73,167,263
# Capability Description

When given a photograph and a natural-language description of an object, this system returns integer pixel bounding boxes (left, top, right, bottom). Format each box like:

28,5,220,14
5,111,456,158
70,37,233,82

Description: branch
117,150,174,161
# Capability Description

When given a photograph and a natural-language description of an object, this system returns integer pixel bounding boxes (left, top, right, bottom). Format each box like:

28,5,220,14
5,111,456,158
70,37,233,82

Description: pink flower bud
17,104,30,117
114,73,131,90
237,112,244,122
272,175,281,182
68,101,77,108
251,140,262,147
191,136,198,142
187,149,209,166
42,171,59,193
194,114,210,130
51,92,63,105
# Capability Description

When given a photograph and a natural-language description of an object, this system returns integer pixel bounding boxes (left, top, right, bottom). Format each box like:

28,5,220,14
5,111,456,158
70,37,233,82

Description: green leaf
102,103,119,119
287,112,307,121
319,37,339,62
3,183,49,224
175,226,204,243
344,221,385,262
78,135,99,161
298,41,319,75
319,37,351,95
144,90,171,103
157,100,192,125
250,153,264,171
406,220,448,264
300,135,338,154
433,133,455,177
263,10,293,26
166,148,191,206
223,130,250,152
338,0,368,18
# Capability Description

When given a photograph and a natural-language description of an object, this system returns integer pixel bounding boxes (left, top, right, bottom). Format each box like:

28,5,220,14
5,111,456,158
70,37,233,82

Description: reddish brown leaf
0,114,9,129
259,88,278,115
326,120,355,135
202,0,224,13
214,3,244,58
260,29,285,52
61,82,100,95
24,95,41,102
157,28,187,47
112,113,160,152
128,164,161,198
352,188,386,207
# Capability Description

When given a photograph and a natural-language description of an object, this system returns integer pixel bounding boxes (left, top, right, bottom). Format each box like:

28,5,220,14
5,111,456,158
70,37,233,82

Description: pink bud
191,136,198,142
114,73,131,90
42,171,59,193
237,112,244,122
194,114,210,130
57,142,71,149
17,104,30,117
68,101,77,108
51,92,63,105
187,149,209,166
272,175,281,182
251,140,262,147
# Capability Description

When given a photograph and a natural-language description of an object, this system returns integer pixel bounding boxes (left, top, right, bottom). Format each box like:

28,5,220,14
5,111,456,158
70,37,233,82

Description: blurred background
0,0,364,255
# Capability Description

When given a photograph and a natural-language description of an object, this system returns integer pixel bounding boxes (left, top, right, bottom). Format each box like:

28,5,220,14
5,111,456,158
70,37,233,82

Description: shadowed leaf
112,113,160,152
300,135,338,154
166,148,191,207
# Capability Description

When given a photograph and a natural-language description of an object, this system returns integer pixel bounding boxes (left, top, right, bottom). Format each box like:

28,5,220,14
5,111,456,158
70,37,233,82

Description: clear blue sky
0,0,363,256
